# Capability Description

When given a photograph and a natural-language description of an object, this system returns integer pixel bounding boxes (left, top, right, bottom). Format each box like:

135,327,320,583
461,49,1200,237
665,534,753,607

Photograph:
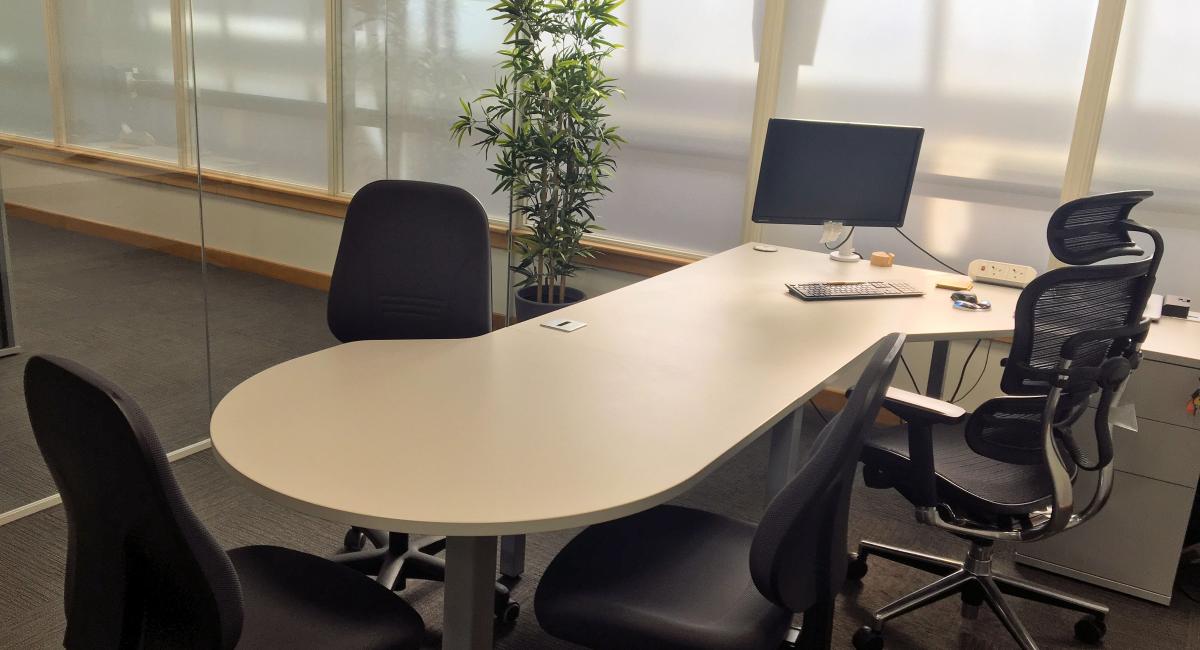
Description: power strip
968,259,1038,288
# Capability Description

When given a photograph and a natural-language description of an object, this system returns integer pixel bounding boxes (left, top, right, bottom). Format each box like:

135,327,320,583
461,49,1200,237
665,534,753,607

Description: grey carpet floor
0,218,1197,648
0,216,337,511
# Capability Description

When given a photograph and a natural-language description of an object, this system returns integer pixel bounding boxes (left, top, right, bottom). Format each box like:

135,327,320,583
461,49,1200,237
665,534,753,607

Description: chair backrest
327,179,492,342
1046,190,1153,265
749,333,905,612
25,355,242,650
1004,190,1161,397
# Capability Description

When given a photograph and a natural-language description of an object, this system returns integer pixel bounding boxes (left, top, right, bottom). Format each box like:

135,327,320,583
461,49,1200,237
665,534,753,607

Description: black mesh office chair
535,333,906,650
324,179,517,619
849,191,1162,650
24,355,425,649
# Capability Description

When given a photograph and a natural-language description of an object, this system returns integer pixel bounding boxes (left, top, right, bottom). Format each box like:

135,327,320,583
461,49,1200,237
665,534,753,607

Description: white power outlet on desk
968,259,1038,288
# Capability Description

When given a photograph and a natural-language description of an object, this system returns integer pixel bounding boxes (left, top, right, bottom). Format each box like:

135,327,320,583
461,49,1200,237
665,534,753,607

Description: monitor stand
827,223,861,263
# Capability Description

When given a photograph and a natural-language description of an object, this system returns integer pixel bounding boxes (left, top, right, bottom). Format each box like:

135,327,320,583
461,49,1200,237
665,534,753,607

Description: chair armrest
882,387,967,425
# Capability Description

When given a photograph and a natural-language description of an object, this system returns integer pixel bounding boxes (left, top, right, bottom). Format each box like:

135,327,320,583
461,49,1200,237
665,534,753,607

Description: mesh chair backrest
328,179,492,342
1046,190,1151,265
24,356,242,649
1002,262,1154,395
749,333,905,612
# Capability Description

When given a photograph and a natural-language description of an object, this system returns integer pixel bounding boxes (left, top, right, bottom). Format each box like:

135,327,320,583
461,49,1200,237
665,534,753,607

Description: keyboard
786,280,924,301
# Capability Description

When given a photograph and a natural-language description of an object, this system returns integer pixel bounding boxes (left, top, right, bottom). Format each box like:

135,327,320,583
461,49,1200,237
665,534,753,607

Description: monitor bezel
751,118,924,228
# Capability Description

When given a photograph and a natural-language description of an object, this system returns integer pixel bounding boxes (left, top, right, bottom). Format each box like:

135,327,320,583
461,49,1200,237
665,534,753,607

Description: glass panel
196,1,338,405
341,0,509,218
1092,0,1199,297
0,2,208,513
0,3,54,140
190,0,329,187
770,0,1097,271
59,0,180,161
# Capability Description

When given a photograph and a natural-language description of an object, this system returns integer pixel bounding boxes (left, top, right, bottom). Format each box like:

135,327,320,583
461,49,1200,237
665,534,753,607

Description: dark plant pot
514,285,586,322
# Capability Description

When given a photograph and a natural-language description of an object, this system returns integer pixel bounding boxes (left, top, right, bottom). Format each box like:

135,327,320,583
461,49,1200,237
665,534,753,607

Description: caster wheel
1074,615,1106,644
852,626,884,650
847,555,869,582
495,599,520,624
342,527,366,552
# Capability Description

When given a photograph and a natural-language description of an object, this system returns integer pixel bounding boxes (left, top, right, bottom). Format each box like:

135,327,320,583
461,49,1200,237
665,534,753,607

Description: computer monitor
752,118,924,261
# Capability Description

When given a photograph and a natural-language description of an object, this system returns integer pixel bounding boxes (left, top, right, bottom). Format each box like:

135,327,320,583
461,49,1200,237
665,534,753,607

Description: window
1092,0,1200,296
0,4,53,140
59,0,179,161
599,0,758,253
340,0,509,216
190,0,329,187
770,0,1098,271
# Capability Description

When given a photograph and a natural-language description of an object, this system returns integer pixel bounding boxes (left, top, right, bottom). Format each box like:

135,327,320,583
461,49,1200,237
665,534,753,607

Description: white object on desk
540,318,587,332
211,244,1023,650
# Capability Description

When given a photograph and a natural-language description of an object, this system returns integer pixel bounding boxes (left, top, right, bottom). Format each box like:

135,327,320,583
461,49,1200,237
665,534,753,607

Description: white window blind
190,0,328,187
340,0,509,217
0,4,53,140
600,0,757,253
59,0,179,161
768,0,1098,272
1092,0,1199,297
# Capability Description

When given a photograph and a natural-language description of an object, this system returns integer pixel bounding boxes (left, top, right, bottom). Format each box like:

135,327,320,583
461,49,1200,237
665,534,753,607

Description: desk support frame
927,340,950,399
499,534,525,578
767,409,805,500
444,535,497,650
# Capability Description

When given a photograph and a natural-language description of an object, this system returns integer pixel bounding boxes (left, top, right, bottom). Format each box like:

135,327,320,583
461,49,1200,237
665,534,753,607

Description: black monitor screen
752,119,923,227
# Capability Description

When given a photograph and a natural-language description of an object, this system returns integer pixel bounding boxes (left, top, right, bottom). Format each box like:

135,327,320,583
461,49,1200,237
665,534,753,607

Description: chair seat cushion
230,545,424,650
861,423,1070,519
535,505,793,650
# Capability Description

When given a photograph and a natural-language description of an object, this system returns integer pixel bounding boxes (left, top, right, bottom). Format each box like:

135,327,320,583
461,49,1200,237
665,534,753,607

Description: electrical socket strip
968,259,1039,288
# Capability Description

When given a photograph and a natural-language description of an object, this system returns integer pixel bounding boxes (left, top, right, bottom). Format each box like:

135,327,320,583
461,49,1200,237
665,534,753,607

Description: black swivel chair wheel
343,527,367,552
1075,614,1107,644
495,596,521,624
852,626,884,650
846,553,869,581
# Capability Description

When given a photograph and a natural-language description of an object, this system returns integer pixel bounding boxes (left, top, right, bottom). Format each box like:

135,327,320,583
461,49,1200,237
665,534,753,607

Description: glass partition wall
0,1,208,517
3,1,1197,526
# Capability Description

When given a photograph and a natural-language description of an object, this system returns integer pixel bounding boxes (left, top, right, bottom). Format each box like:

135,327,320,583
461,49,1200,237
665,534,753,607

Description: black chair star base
336,531,519,622
849,191,1162,650
848,540,1108,650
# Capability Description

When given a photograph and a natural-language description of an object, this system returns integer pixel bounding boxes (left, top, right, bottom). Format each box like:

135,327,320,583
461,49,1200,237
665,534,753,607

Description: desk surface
211,243,1029,536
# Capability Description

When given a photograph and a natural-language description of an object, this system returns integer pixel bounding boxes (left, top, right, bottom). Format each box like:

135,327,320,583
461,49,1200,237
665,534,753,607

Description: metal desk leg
444,536,497,650
499,534,525,578
927,340,950,399
766,409,804,501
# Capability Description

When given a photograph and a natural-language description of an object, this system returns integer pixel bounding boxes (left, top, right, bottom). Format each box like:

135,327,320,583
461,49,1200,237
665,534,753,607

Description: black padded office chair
24,355,425,650
535,333,906,650
849,191,1162,650
324,179,517,619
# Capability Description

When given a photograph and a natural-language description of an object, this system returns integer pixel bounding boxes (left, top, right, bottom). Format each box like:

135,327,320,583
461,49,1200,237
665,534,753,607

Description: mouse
951,291,992,311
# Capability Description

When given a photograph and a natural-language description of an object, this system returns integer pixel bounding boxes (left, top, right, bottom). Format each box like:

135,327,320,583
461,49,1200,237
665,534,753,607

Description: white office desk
211,243,1022,649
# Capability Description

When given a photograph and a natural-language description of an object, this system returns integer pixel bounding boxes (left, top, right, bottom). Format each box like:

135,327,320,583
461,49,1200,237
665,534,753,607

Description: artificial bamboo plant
452,0,625,305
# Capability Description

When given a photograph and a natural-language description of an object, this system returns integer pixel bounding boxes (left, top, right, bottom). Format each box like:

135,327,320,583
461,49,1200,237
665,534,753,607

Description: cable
899,354,921,395
893,228,965,276
809,400,829,424
953,340,994,405
948,339,982,403
824,226,856,251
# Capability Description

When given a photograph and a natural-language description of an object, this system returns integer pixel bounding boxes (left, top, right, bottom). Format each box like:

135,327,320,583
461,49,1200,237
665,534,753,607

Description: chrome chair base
850,540,1108,650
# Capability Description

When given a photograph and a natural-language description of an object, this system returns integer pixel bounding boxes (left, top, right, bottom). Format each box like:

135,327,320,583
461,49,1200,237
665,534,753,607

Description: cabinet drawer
1068,407,1200,487
1018,470,1194,602
1124,359,1200,430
